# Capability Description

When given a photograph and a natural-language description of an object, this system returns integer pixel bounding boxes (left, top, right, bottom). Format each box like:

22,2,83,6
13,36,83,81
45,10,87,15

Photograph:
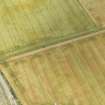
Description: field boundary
5,28,105,62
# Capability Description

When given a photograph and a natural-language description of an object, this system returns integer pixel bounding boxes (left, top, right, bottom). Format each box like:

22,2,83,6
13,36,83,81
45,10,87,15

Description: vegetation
2,33,105,105
0,0,98,60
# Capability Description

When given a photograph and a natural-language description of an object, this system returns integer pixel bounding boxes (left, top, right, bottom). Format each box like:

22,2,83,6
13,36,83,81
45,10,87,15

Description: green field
2,33,105,105
0,0,99,60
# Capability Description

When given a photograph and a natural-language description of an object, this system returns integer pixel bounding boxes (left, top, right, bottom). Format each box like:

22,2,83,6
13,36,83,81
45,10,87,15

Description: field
0,0,105,105
80,0,105,27
0,0,98,60
1,33,105,105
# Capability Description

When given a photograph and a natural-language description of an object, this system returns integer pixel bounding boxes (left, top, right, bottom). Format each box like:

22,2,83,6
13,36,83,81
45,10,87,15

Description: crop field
80,0,105,27
0,0,99,60
1,33,105,105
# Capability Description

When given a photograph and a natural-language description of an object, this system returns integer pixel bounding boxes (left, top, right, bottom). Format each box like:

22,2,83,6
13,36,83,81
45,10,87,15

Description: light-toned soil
0,72,18,105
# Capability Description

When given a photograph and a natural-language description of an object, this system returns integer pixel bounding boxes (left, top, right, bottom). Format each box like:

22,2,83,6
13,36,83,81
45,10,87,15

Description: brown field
1,33,105,105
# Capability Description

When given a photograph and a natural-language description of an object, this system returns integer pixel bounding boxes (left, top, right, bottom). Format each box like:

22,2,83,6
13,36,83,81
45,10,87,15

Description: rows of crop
0,0,98,59
1,33,105,105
